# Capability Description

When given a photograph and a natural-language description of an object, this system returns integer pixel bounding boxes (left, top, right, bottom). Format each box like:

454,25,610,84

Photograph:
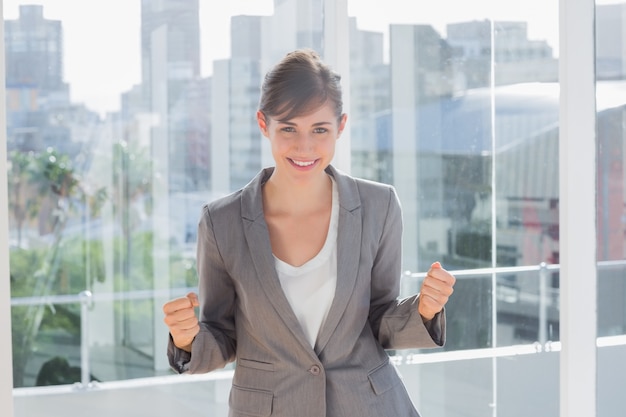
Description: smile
289,159,316,167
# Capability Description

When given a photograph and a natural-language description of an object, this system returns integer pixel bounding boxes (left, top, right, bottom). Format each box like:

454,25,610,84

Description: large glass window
2,0,624,416
596,1,626,415
596,0,626,338
347,1,561,414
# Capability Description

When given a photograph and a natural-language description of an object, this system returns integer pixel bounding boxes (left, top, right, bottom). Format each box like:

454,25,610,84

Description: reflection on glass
348,0,561,353
596,1,626,340
496,269,560,345
4,0,346,388
1,0,576,400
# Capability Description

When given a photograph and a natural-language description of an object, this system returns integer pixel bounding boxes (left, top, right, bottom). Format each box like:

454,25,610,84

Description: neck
263,170,332,214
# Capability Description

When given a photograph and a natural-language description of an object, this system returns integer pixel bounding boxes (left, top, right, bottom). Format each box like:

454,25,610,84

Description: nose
295,133,314,152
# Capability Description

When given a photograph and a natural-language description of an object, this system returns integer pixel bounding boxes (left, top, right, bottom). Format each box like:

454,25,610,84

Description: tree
10,147,107,387
7,150,41,248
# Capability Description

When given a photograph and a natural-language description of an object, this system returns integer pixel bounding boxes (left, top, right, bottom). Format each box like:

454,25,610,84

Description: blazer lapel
315,166,362,355
240,168,314,353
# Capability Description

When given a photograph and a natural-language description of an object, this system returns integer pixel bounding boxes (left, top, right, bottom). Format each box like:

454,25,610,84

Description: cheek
323,137,338,151
270,137,290,154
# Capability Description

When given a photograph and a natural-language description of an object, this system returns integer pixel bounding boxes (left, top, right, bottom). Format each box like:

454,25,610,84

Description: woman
163,48,456,417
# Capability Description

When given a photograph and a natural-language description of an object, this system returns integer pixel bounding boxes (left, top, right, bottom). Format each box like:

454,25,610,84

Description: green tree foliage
7,150,40,247
9,142,195,386
9,147,107,387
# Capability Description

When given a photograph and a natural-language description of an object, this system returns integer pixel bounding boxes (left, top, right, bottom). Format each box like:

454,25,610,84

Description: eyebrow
276,120,332,126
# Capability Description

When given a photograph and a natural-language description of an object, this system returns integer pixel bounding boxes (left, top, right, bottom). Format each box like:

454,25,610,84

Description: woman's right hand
163,292,200,352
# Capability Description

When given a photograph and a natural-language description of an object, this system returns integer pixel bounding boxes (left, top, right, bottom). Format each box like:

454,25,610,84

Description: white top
274,177,339,348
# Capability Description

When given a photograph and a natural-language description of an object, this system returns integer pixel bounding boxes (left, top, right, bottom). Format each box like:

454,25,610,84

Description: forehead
272,101,337,124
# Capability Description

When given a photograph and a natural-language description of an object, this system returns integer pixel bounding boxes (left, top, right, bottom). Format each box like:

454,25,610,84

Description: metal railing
10,260,626,394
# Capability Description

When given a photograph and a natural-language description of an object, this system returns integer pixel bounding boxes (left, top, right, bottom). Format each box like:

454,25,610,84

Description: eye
280,126,296,133
313,127,328,134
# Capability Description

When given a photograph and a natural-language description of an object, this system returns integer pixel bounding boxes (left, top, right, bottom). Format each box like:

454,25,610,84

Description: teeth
292,159,315,167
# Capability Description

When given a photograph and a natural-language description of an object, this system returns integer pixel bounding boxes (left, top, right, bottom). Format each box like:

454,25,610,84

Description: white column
559,0,597,416
0,1,16,415
150,25,172,371
390,25,419,274
211,59,232,193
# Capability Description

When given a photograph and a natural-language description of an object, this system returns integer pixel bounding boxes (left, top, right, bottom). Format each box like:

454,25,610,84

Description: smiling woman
162,48,456,417
2,0,624,416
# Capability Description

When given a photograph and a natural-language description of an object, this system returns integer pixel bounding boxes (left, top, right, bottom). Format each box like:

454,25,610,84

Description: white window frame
559,0,598,416
0,1,15,415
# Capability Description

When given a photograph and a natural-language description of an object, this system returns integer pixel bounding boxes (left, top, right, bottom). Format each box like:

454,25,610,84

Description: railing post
538,262,548,346
78,290,93,389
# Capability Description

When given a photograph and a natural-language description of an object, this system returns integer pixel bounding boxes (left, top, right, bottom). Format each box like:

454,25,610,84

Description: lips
289,158,317,167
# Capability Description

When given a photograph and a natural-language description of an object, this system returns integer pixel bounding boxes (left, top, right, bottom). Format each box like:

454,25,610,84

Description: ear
337,113,348,137
257,111,269,137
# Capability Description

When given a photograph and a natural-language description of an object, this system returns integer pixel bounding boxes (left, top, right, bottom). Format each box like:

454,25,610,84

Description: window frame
0,2,15,415
558,0,598,416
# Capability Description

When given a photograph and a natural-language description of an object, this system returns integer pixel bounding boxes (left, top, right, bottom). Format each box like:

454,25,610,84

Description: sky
2,0,619,116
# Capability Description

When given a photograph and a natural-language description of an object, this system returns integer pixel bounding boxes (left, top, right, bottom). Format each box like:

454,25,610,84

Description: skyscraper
4,5,72,154
139,0,208,193
140,0,201,108
4,5,65,93
267,0,324,65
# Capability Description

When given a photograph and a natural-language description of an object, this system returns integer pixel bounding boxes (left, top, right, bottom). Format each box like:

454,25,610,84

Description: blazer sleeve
368,186,446,350
168,204,237,374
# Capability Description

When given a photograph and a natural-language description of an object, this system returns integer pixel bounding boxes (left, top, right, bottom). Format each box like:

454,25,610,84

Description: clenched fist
163,292,200,352
418,262,456,321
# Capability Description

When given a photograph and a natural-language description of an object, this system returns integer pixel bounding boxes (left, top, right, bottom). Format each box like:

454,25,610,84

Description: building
447,19,557,89
140,0,201,108
596,2,626,79
4,5,66,93
4,5,72,154
348,17,391,182
211,15,265,193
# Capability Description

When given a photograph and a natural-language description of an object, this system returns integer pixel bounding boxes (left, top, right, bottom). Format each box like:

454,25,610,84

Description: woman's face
257,102,347,185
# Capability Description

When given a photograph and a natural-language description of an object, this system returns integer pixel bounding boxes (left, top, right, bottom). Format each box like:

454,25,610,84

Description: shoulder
354,177,396,197
204,189,243,214
202,167,270,220
197,191,243,235
328,165,399,209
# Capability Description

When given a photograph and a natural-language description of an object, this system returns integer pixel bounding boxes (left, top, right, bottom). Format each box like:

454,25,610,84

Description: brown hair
258,48,343,122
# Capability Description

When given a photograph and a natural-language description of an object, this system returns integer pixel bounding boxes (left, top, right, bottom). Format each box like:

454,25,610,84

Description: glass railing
11,261,626,417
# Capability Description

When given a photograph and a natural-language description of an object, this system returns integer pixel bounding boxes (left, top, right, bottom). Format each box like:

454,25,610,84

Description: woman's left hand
418,262,456,321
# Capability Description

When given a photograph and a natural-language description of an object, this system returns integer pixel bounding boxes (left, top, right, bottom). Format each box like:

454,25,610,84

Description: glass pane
492,16,560,264
5,0,276,389
595,0,626,296
14,377,234,417
348,0,559,414
496,353,559,416
348,3,494,274
399,359,494,416
348,1,559,274
596,0,626,342
496,268,560,345
596,2,626,416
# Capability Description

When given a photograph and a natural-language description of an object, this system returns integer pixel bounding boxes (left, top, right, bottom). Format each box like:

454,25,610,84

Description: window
1,0,623,416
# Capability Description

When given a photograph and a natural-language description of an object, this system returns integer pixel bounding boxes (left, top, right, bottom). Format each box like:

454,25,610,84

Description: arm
167,205,237,374
368,187,448,350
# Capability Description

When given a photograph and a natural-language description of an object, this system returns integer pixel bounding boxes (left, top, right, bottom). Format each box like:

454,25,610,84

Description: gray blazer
168,165,446,417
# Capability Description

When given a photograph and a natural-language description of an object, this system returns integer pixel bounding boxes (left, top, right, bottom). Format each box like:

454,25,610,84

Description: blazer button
309,365,321,376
